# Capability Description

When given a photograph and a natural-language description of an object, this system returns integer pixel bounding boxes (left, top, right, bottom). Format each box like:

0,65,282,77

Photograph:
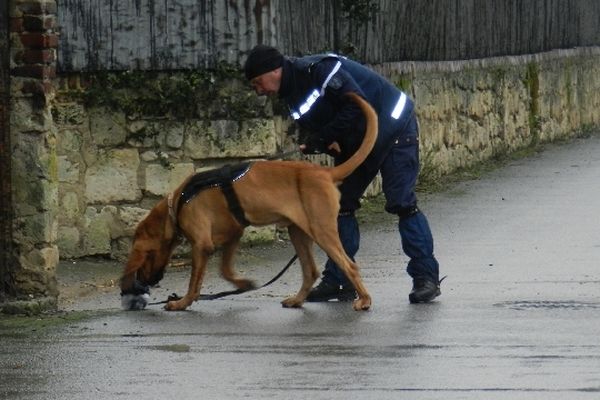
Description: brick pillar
1,0,59,314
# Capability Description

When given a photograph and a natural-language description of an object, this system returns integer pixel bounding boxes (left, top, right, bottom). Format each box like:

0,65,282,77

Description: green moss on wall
77,62,260,120
394,74,412,93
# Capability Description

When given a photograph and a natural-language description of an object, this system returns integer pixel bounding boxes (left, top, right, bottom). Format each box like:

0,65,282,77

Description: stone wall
52,71,294,260
380,48,600,177
51,48,600,261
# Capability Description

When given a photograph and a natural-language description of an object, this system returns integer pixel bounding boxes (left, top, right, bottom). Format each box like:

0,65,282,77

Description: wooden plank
57,0,600,71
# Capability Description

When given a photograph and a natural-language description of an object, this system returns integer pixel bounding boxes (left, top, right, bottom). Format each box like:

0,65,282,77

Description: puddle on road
495,300,600,310
145,344,191,353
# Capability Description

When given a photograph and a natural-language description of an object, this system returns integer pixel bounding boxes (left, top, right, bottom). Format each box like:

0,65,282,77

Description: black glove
300,136,329,155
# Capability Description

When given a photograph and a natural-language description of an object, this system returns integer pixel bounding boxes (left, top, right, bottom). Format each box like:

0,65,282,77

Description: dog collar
167,192,177,225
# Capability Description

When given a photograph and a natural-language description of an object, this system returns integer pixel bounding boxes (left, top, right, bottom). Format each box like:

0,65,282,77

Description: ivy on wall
341,0,379,26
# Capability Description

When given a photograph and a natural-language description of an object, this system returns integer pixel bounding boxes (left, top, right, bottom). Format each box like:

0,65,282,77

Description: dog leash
264,148,301,161
148,254,298,306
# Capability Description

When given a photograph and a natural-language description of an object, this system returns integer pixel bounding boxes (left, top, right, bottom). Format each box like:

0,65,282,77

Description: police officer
244,45,443,303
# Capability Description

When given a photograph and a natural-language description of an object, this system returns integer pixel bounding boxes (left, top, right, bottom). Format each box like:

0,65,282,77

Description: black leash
148,254,298,306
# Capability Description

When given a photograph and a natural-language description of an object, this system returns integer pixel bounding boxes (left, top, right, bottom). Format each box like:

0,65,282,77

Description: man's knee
393,205,420,221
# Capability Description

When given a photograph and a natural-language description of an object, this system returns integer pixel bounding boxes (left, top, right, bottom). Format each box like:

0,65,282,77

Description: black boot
409,279,441,303
306,281,357,302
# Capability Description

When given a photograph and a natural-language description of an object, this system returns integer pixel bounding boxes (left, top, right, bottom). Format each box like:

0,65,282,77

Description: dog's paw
121,293,150,310
352,297,371,311
164,299,189,311
281,296,303,308
235,279,257,292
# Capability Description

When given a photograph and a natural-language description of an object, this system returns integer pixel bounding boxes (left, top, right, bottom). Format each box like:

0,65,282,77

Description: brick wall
10,0,57,98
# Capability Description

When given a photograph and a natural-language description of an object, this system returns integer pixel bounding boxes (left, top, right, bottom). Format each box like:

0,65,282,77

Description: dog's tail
329,93,378,182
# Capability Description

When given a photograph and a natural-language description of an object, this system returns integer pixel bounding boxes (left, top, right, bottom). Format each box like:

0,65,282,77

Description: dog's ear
149,198,176,242
120,247,145,291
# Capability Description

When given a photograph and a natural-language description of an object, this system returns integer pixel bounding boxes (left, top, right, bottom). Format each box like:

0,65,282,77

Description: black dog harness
178,162,252,226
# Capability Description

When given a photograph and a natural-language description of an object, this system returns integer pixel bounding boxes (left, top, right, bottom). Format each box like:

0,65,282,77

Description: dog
120,92,377,312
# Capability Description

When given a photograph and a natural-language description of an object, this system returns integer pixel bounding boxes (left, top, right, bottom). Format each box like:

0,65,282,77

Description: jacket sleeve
309,59,367,145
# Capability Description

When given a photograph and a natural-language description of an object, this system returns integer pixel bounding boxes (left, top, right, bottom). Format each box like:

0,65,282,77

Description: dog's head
120,199,178,310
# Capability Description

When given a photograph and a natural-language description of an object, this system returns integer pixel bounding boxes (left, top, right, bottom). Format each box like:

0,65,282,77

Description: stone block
81,206,113,256
89,107,127,147
56,128,84,153
12,170,57,215
117,206,150,237
57,156,79,183
59,191,80,222
13,263,57,298
241,226,277,244
56,226,81,258
10,96,52,132
184,118,277,159
140,150,159,162
13,211,57,244
52,101,86,126
165,122,185,148
144,162,194,196
126,120,165,148
101,205,121,239
84,148,141,203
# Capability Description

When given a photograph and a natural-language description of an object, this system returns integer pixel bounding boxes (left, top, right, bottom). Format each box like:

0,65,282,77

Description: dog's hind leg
281,224,320,308
310,224,372,311
300,185,371,311
165,243,211,311
220,235,256,291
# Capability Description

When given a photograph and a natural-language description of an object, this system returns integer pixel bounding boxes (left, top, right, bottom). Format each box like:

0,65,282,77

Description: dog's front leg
281,225,319,308
165,245,209,311
220,237,256,291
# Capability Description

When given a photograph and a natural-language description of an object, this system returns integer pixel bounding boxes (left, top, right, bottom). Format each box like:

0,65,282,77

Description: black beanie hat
244,45,284,80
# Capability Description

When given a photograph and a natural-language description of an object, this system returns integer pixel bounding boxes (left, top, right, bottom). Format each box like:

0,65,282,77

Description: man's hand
299,141,341,157
327,142,341,156
299,136,326,154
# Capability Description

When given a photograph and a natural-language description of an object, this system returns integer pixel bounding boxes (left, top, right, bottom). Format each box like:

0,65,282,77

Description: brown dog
120,93,377,311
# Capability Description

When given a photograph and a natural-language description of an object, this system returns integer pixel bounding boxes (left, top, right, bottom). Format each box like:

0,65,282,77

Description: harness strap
219,165,251,227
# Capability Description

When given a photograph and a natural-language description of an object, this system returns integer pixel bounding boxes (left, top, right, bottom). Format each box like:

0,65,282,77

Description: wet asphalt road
2,134,600,400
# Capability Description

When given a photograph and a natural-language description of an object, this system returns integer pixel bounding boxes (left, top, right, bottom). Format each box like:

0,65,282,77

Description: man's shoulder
291,53,341,71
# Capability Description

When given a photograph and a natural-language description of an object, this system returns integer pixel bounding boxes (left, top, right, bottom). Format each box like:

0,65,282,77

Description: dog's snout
121,279,150,296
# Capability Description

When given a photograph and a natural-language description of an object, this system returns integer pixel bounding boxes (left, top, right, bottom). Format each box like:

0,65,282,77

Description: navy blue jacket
278,54,415,171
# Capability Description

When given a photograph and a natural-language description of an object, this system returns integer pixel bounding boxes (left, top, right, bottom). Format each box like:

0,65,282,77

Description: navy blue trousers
321,114,440,286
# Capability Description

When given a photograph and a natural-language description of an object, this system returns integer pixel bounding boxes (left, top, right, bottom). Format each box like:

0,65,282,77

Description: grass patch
416,144,545,194
0,310,106,337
